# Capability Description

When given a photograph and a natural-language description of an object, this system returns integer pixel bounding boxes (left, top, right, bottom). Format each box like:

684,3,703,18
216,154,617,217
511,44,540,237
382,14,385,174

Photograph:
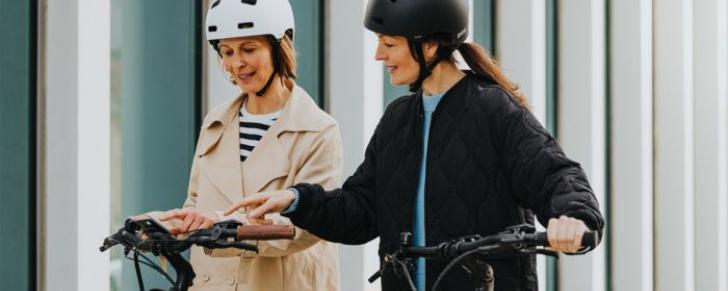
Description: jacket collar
401,73,475,148
196,83,328,202
202,83,328,135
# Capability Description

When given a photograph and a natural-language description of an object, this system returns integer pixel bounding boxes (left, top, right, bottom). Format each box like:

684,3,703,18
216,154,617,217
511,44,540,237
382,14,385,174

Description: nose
375,42,386,61
232,53,246,70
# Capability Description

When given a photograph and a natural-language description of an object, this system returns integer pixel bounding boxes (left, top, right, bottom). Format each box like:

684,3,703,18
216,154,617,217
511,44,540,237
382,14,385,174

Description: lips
386,65,397,74
236,71,255,81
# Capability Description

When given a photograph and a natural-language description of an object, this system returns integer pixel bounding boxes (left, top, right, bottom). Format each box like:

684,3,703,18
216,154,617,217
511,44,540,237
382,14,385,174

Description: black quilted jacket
285,72,604,291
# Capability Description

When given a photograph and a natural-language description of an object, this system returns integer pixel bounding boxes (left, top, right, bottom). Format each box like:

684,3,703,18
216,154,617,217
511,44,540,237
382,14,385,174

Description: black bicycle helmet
364,0,470,92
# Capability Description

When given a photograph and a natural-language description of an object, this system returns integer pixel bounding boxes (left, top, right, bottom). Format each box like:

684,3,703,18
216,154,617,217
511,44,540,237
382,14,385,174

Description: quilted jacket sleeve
282,115,388,245
489,87,605,239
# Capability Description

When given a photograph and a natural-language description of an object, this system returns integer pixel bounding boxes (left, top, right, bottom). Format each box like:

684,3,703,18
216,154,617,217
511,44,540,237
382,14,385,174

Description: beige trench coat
184,84,342,291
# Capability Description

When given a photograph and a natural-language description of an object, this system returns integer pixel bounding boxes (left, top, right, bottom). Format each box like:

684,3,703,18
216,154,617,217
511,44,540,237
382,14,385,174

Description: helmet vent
208,25,218,32
211,0,221,8
241,0,257,5
238,22,255,29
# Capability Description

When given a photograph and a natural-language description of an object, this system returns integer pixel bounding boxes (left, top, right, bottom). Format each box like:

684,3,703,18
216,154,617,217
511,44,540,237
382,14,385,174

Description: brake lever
527,248,559,258
198,239,259,252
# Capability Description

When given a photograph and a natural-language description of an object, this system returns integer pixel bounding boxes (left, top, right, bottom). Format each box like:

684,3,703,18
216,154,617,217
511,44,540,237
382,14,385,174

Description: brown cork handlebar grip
236,225,296,240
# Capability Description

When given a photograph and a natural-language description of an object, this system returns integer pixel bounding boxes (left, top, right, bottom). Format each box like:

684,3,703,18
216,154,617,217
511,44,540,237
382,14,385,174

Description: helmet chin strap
408,38,457,93
256,71,278,97
256,36,282,97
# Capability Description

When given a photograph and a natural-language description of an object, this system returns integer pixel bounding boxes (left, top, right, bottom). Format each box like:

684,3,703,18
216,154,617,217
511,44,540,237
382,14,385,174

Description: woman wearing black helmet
219,0,604,290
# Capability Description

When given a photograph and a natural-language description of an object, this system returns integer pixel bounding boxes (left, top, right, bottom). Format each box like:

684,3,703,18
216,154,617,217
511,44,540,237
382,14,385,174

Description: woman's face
219,36,275,93
375,34,438,86
375,34,419,85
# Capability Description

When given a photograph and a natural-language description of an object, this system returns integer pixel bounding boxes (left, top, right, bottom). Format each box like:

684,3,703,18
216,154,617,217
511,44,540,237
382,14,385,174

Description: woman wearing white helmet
157,0,342,290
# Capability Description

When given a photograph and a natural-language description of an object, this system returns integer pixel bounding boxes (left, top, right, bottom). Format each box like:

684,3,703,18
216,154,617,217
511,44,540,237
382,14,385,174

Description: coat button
201,273,210,282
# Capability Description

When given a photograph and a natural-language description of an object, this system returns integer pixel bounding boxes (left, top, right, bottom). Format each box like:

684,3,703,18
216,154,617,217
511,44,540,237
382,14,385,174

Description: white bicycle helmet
206,0,295,43
205,0,296,96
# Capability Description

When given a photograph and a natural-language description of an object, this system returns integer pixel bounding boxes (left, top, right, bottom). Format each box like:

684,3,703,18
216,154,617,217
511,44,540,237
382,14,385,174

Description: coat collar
202,83,328,135
196,83,330,202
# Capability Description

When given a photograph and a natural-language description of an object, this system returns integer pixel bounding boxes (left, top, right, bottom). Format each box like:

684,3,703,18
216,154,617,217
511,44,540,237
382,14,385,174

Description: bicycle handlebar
371,224,601,291
236,224,296,240
404,228,599,260
99,218,296,291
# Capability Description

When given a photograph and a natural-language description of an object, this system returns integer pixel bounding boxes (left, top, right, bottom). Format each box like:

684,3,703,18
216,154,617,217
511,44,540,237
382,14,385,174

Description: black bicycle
368,224,599,291
100,215,295,291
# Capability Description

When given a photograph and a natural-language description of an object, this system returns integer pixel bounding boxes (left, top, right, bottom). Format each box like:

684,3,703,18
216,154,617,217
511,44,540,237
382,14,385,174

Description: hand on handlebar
546,215,590,254
159,208,219,234
223,190,297,219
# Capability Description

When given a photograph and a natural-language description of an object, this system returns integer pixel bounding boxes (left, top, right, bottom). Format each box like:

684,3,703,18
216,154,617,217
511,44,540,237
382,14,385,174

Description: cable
133,251,145,291
432,247,493,291
393,258,417,291
125,248,176,287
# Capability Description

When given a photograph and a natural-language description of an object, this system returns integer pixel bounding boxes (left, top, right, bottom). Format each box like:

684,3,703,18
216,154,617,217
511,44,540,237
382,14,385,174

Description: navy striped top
239,102,281,161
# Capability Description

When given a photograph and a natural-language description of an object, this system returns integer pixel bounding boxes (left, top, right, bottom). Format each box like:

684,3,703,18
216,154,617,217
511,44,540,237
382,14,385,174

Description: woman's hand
546,215,590,253
224,190,297,219
159,207,219,234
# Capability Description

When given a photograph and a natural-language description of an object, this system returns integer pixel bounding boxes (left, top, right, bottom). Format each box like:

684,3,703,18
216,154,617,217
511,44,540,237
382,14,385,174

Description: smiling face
219,36,275,94
375,34,439,86
375,34,419,86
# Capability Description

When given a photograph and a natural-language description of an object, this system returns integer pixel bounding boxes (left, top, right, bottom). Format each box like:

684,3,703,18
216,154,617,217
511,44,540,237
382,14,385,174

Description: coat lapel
241,125,290,196
241,84,329,196
196,97,245,204
197,83,330,200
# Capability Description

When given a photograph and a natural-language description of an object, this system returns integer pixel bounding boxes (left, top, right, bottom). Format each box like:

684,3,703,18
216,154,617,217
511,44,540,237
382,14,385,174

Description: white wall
557,1,607,290
693,0,728,290
326,0,383,290
610,0,655,290
653,0,696,290
44,0,111,290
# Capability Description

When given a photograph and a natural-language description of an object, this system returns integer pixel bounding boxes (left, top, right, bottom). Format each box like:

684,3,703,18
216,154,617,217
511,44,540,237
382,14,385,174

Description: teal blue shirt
415,92,444,291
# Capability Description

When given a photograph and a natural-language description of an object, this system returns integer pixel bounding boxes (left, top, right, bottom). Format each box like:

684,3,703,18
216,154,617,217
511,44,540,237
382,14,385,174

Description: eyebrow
219,41,259,50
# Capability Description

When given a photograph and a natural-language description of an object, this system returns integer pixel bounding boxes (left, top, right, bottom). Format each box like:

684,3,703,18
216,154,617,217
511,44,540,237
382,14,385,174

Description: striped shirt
239,102,281,161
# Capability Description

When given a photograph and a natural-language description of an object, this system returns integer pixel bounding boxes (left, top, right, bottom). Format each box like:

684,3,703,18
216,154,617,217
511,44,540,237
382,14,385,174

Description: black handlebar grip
535,231,599,248
236,225,296,240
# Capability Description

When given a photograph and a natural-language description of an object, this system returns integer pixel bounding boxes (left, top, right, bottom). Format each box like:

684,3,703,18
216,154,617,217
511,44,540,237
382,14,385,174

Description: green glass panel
473,0,495,54
0,0,35,290
290,0,324,107
114,1,201,290
546,1,559,290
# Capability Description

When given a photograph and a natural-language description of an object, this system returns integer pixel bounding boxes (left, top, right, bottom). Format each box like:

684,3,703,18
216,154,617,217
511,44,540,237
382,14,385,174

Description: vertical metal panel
327,0,383,290
496,0,546,124
653,0,695,290
557,1,607,291
44,0,111,290
609,0,655,290
496,1,549,290
693,0,728,290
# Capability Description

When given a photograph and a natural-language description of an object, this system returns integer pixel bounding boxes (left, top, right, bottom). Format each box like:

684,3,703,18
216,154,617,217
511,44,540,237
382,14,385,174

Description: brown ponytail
456,43,530,109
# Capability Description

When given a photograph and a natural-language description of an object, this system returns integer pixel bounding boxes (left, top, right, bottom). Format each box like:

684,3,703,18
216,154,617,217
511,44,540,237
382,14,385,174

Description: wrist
281,188,300,214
